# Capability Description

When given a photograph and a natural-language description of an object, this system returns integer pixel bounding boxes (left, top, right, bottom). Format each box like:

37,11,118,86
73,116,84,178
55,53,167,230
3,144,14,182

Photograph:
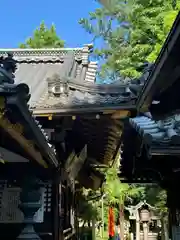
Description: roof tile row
130,114,180,146
0,47,154,111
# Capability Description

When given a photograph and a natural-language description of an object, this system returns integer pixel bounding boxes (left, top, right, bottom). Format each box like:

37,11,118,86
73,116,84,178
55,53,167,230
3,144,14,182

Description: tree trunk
92,219,96,240
161,215,169,240
119,203,124,240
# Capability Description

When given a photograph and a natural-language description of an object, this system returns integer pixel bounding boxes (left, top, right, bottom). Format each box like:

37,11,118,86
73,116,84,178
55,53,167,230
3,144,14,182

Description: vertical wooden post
74,185,79,240
59,178,63,240
59,168,65,240
52,171,60,240
101,195,104,239
70,180,75,229
92,218,96,240
167,181,180,240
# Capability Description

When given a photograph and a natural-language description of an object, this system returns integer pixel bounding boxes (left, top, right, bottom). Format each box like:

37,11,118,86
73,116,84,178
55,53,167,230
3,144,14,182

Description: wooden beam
90,164,108,168
103,110,116,114
32,105,135,116
65,145,87,180
111,110,130,119
0,146,29,163
0,114,48,168
65,151,76,172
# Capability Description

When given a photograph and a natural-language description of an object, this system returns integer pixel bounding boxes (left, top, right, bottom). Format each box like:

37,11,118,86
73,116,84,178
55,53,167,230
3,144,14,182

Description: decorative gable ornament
47,74,69,96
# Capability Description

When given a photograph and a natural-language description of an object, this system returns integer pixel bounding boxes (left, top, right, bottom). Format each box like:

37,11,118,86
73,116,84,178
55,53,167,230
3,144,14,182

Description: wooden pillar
52,172,60,240
168,207,180,240
136,211,140,240
70,180,75,229
59,175,64,240
169,209,180,240
92,218,96,240
167,181,180,240
65,182,70,228
74,184,79,239
161,217,169,240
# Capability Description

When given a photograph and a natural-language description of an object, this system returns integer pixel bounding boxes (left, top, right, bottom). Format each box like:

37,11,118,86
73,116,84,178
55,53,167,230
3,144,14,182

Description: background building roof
0,45,140,113
0,45,101,110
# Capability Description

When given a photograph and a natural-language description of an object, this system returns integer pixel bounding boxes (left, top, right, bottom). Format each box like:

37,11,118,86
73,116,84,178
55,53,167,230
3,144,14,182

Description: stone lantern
127,201,159,240
140,209,150,222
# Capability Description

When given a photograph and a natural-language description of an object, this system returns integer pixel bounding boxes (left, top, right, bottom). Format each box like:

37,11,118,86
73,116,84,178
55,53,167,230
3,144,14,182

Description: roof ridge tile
0,43,94,57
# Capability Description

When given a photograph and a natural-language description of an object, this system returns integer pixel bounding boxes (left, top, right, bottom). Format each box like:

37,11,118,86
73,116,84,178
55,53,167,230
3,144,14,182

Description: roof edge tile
0,43,93,56
0,47,83,55
0,44,94,62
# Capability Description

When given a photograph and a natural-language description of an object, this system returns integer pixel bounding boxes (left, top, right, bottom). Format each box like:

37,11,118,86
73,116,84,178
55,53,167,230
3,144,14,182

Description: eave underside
120,119,180,183
39,113,126,189
137,12,180,112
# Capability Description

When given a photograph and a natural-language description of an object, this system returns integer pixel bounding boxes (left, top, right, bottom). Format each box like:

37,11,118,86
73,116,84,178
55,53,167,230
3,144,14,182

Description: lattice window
43,183,52,213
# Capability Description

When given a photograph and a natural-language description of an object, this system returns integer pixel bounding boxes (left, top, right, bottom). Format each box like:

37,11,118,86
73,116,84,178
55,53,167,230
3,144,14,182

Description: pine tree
79,0,180,79
19,21,65,48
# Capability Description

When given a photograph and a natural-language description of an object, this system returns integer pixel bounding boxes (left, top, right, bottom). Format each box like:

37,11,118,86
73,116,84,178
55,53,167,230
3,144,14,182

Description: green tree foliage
19,21,65,48
103,167,145,239
103,167,144,205
79,0,180,78
78,167,144,223
78,168,168,239
145,185,167,215
77,189,99,222
144,185,168,240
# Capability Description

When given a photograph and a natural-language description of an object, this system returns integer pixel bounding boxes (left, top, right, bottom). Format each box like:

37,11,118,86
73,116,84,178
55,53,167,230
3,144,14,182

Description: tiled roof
34,83,136,111
0,57,58,168
0,45,98,108
129,113,180,146
0,47,154,112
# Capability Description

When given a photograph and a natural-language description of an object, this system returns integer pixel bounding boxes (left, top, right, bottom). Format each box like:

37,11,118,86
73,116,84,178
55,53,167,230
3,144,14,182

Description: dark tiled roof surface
0,47,99,110
16,62,65,106
0,48,154,111
130,114,180,146
35,86,136,109
0,57,58,167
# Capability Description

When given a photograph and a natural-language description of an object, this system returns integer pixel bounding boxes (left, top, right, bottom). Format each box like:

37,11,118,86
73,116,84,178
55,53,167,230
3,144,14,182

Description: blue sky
0,0,100,48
